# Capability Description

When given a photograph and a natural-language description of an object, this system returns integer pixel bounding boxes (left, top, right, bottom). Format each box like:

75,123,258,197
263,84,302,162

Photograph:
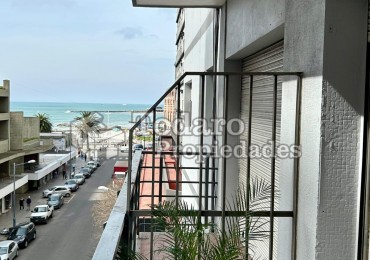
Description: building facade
0,80,55,214
167,2,368,259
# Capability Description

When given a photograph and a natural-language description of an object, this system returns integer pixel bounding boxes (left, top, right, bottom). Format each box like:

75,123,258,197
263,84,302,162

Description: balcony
0,139,8,153
93,71,302,259
132,0,226,8
175,61,184,80
176,10,185,45
0,113,9,121
0,174,28,199
0,88,9,97
175,37,184,66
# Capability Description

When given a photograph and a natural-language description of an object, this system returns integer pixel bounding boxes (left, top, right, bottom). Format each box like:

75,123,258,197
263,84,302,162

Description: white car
0,240,19,260
86,161,98,171
120,146,129,153
42,186,71,198
72,173,85,185
30,205,54,224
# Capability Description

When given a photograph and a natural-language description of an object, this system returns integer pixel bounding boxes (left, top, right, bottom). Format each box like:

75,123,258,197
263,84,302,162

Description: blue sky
0,0,176,104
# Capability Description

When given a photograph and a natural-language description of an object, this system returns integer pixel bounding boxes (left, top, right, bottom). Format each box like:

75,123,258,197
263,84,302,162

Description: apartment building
94,1,370,259
0,80,55,214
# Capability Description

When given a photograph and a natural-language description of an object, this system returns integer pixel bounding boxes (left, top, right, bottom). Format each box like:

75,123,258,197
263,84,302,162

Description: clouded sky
0,0,176,104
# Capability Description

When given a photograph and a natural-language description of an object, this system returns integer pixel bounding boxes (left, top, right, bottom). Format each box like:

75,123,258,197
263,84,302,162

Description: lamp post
69,123,73,179
13,159,36,227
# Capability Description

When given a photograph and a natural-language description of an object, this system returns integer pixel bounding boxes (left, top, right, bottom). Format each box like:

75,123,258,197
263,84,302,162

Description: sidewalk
0,155,87,232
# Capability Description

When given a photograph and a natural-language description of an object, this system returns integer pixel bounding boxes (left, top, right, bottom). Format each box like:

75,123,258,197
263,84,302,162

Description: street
9,155,119,260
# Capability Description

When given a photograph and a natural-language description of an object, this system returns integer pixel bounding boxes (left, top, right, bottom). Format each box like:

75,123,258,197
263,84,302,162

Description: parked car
72,173,85,185
94,159,101,167
120,146,129,153
133,144,144,151
64,179,79,192
79,168,91,179
30,205,54,224
86,161,98,171
43,186,71,198
7,222,36,249
0,240,19,259
84,164,95,173
47,193,64,209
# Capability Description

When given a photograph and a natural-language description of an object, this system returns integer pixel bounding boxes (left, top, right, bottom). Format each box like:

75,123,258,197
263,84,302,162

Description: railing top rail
129,71,303,131
92,150,142,260
185,71,303,76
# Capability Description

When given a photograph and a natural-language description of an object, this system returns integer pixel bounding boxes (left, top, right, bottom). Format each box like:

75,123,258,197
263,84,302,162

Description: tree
35,113,53,133
74,111,101,158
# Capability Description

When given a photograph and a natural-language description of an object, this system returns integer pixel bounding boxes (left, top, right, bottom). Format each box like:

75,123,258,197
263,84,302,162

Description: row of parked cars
0,160,101,259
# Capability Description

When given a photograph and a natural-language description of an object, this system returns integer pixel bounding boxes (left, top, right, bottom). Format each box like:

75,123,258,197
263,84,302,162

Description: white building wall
179,0,367,258
180,8,215,207
184,9,214,72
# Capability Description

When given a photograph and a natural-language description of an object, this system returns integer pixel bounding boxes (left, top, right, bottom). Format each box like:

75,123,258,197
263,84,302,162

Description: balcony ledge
132,0,226,8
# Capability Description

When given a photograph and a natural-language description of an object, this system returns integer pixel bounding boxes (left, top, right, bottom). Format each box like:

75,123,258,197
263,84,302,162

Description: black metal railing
94,71,302,260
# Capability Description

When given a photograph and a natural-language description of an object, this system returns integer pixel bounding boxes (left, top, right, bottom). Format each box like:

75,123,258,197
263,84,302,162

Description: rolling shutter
239,41,284,259
239,40,283,188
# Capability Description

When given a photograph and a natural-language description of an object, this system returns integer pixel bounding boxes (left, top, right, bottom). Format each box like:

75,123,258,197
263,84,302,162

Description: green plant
150,178,272,260
35,113,53,133
74,111,101,157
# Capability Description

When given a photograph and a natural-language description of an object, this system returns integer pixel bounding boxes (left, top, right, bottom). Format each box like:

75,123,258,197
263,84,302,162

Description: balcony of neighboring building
0,80,10,98
0,139,54,166
175,61,184,80
26,150,76,181
175,37,184,67
0,174,28,200
0,95,9,121
176,9,185,44
132,0,226,8
0,113,9,121
9,112,54,155
0,139,9,154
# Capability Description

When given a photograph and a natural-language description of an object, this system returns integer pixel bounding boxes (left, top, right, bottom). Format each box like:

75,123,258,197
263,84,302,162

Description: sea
10,101,159,131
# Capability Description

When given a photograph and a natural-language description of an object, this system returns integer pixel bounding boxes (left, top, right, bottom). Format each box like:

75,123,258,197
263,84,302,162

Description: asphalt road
16,157,118,260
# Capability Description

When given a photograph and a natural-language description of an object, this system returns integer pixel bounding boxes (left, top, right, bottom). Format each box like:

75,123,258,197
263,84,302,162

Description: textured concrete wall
23,117,40,140
226,0,285,59
10,112,23,151
316,0,367,259
283,0,367,259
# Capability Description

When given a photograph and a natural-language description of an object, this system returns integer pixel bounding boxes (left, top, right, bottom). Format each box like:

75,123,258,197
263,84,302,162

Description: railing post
127,128,134,252
150,109,157,260
269,75,278,260
197,75,205,259
292,74,302,260
245,75,253,257
176,84,181,209
205,156,210,225
159,153,163,203
221,75,229,235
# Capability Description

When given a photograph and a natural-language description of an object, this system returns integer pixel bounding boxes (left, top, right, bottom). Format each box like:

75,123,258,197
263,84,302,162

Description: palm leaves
150,178,273,260
35,113,53,133
74,111,102,157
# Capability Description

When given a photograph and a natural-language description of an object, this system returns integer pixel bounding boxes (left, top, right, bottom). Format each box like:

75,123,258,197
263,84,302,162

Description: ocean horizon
10,101,159,130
